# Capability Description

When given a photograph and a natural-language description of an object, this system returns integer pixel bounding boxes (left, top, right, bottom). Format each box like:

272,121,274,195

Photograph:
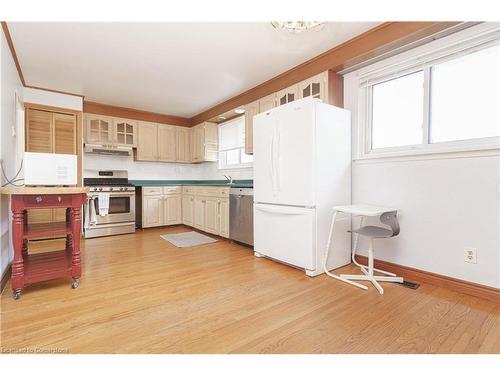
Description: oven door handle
88,192,135,197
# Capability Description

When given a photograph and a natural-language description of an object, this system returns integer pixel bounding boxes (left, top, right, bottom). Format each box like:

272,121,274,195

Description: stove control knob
98,187,103,191
110,187,114,191
120,187,125,191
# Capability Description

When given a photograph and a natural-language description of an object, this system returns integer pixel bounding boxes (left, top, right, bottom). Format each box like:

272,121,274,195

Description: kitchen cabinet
25,107,79,225
176,127,191,163
158,124,177,162
136,121,158,161
299,72,328,102
193,196,205,230
85,115,114,145
182,194,194,226
244,94,276,155
219,198,229,238
143,195,163,227
142,186,182,228
84,115,138,147
203,196,220,235
191,122,218,163
244,100,259,155
114,118,138,147
277,85,299,106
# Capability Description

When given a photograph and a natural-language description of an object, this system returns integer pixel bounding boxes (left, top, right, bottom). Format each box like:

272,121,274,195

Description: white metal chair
339,211,404,294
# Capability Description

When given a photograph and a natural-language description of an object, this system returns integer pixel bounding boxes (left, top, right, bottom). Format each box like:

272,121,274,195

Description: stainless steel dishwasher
229,188,254,246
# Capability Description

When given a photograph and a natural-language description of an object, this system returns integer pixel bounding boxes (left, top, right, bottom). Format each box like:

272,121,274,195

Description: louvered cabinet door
54,113,77,154
26,109,53,153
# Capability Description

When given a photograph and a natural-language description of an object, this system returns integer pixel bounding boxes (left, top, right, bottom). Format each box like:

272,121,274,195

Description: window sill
353,145,500,164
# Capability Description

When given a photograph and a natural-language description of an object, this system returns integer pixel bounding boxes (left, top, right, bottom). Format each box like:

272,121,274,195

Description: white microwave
24,152,77,186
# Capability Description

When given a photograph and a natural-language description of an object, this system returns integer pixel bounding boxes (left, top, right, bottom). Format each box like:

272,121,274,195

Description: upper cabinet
191,122,218,163
176,127,191,163
136,121,158,161
84,114,138,147
277,85,299,106
243,70,341,154
158,124,177,162
85,115,113,145
298,72,328,102
244,94,276,155
114,118,138,147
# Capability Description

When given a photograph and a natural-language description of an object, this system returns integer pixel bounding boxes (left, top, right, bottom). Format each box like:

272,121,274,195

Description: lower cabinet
142,186,182,228
141,185,230,238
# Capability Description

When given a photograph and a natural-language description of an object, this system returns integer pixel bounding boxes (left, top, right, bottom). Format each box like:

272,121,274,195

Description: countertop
129,179,253,188
0,186,90,195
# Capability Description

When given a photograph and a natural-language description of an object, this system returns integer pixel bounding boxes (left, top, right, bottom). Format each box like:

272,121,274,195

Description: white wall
83,153,253,181
0,29,23,279
23,87,82,111
343,30,500,288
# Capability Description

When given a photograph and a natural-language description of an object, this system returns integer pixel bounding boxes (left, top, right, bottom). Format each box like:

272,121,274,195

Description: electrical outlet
464,247,477,264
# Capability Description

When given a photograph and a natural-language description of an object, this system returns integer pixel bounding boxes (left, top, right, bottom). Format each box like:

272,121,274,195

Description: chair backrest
380,211,400,237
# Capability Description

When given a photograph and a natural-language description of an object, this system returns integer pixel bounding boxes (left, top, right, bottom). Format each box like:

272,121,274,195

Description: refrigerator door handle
275,130,281,192
271,127,278,193
256,205,307,216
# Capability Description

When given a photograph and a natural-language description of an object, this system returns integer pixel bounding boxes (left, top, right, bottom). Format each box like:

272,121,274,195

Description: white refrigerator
253,97,351,276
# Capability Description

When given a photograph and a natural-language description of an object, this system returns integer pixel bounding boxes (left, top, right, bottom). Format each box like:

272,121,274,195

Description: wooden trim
83,101,192,127
1,21,25,86
25,85,85,98
24,102,81,115
190,22,463,124
355,255,500,303
1,263,12,293
328,70,344,108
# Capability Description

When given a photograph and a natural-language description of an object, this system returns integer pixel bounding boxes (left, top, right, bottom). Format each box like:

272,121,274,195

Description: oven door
90,192,135,224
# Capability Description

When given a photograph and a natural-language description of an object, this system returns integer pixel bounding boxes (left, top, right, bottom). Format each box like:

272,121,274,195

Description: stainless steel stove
83,170,136,238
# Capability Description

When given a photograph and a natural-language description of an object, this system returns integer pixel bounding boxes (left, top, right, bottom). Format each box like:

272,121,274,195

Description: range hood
84,144,133,156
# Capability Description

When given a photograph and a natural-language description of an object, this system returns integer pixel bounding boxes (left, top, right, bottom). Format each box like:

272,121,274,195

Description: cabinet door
277,85,299,106
219,198,229,238
203,122,218,162
143,195,163,228
26,109,53,153
158,124,177,162
182,194,194,226
86,115,113,145
176,127,191,162
193,196,205,230
114,118,137,147
191,125,203,163
204,197,220,235
137,122,158,161
244,100,259,155
299,72,327,102
54,113,77,154
259,93,276,112
164,194,182,225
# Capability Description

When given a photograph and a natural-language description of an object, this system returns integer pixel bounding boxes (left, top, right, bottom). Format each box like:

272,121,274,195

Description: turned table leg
11,209,25,299
70,207,81,288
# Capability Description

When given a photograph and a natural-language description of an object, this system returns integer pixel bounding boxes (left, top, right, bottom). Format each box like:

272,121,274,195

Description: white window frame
218,116,253,170
355,23,500,161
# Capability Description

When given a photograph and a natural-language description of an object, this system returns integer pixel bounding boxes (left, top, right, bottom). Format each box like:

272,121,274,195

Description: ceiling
9,22,380,117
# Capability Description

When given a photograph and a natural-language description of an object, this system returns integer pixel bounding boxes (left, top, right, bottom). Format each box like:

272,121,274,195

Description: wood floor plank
1,226,498,353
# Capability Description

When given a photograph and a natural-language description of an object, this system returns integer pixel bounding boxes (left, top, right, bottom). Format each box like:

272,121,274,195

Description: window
358,24,500,158
218,116,253,169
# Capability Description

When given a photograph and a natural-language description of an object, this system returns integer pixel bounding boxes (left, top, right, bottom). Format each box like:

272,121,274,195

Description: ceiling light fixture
234,107,245,114
271,21,326,33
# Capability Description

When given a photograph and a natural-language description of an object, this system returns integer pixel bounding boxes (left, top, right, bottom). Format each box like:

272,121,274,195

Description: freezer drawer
254,203,315,270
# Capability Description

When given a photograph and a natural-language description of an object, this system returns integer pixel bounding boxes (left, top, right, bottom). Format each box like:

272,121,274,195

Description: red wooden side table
0,187,89,300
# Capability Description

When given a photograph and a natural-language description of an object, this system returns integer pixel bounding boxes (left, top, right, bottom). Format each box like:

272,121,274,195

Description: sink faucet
224,175,233,184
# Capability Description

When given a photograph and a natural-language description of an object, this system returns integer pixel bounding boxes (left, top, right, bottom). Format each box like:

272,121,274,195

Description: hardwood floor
1,225,499,354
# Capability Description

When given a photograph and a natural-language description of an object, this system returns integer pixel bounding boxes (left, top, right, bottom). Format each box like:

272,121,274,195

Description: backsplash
83,154,253,180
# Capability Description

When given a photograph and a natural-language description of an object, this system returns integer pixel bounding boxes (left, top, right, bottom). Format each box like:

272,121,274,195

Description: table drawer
23,194,72,208
143,187,163,195
163,186,181,194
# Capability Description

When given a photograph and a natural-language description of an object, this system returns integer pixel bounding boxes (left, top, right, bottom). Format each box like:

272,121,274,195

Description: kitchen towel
84,199,90,229
160,231,218,248
98,193,110,216
90,197,98,224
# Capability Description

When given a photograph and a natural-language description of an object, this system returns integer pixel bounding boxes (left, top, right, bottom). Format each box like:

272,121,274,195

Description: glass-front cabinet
84,115,137,147
298,72,328,102
114,118,138,147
